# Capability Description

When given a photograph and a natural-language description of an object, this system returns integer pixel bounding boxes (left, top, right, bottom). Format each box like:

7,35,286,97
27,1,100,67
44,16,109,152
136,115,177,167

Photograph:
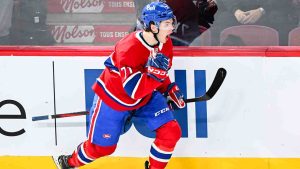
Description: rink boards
0,46,300,168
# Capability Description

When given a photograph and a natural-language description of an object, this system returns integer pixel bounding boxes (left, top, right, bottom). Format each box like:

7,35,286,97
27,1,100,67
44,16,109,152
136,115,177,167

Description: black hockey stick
184,67,226,103
32,68,226,121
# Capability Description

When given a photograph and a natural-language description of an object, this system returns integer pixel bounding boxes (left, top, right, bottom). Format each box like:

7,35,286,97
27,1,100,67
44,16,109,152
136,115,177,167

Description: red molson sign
48,0,135,13
50,25,131,43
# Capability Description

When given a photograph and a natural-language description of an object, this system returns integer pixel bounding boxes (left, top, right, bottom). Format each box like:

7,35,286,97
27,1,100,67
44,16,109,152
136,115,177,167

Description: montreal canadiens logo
102,134,111,139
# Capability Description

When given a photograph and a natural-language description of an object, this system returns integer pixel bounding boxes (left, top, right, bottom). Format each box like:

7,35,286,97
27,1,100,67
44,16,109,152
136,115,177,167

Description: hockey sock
149,120,181,169
68,141,117,167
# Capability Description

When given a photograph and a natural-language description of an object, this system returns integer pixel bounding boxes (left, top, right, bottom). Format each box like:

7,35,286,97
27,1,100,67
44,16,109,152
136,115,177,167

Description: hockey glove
165,82,186,110
146,53,170,82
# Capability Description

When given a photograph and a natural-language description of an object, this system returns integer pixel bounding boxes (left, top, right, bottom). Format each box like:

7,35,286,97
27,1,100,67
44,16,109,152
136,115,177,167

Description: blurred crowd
0,0,299,46
0,0,55,46
212,0,300,45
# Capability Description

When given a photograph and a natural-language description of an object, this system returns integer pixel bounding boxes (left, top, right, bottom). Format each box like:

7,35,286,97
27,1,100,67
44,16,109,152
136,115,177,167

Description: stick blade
184,68,226,103
205,68,227,99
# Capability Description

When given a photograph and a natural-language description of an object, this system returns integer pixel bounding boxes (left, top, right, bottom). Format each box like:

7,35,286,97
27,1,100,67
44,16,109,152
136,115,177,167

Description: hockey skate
53,155,75,169
145,160,150,169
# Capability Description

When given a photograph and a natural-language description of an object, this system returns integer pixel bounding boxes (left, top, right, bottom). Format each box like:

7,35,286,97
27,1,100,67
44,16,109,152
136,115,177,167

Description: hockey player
56,2,185,169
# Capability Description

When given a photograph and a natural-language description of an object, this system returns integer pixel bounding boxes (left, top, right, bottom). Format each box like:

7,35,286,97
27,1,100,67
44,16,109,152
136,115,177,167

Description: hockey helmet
140,2,176,31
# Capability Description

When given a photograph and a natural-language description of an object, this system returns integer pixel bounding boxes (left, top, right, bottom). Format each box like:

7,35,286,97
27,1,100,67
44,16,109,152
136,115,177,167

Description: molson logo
51,25,96,43
60,0,104,13
48,0,135,13
50,25,131,43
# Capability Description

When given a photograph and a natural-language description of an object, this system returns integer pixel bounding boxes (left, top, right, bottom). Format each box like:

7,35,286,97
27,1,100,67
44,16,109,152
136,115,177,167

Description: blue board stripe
195,70,208,138
174,70,188,137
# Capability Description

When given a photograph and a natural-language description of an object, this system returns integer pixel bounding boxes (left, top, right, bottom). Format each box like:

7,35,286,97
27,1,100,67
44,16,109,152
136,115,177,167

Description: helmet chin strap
152,29,160,46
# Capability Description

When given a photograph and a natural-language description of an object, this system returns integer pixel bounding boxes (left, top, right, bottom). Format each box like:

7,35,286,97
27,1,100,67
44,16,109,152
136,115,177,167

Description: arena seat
220,25,279,46
199,29,211,46
184,29,211,46
288,27,300,46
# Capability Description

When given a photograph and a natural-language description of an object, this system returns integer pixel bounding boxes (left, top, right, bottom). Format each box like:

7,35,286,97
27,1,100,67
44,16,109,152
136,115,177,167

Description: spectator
133,0,218,46
211,0,298,45
10,0,54,45
292,0,300,26
0,0,14,45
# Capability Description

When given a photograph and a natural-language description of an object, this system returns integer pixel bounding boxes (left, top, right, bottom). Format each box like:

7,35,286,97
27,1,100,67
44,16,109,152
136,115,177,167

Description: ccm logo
154,107,170,117
147,67,166,75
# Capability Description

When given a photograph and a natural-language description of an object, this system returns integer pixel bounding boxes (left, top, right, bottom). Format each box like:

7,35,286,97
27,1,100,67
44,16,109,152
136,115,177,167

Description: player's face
157,18,175,43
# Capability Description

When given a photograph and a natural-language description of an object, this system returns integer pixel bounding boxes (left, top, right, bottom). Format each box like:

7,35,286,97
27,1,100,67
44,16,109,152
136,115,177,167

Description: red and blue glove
146,53,170,82
165,82,186,110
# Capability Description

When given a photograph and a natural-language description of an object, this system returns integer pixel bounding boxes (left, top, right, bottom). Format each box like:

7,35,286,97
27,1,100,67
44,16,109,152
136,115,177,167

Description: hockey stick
32,68,226,121
32,111,89,121
184,67,226,103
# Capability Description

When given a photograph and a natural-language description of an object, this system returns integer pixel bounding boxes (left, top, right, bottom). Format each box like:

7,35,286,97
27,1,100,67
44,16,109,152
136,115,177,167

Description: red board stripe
0,46,300,57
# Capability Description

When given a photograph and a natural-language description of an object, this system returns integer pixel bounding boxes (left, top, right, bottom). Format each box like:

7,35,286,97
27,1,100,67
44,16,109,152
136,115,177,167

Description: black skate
53,155,74,169
145,160,150,169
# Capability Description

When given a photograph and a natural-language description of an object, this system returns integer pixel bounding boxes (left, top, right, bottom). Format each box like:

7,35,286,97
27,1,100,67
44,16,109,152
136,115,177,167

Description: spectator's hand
234,9,248,24
165,82,186,110
146,53,170,82
243,8,264,24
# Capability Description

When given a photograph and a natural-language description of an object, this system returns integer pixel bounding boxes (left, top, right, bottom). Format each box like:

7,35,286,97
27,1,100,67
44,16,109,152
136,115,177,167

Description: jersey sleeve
121,69,164,99
115,45,165,100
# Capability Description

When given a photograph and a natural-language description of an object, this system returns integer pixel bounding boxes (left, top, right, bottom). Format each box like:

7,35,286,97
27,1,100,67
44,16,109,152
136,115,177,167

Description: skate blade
52,156,60,169
52,156,78,169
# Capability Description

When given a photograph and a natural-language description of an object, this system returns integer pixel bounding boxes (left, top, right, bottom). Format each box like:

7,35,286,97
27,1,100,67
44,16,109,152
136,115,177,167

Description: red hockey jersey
92,31,174,111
